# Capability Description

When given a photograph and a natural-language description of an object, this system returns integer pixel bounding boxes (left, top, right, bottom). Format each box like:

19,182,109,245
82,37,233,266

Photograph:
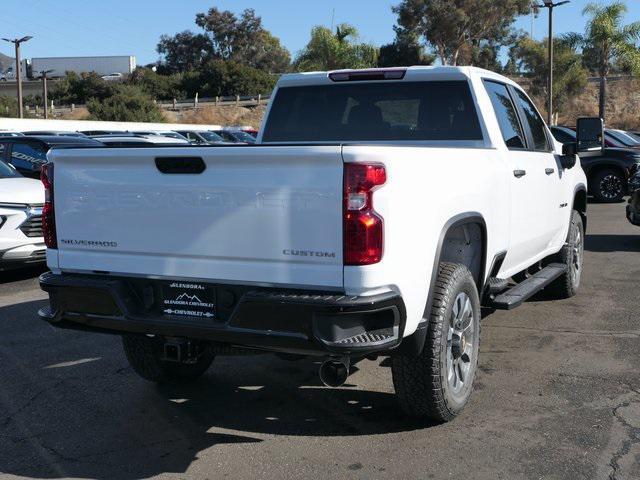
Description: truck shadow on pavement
0,299,431,480
0,265,47,284
584,233,640,252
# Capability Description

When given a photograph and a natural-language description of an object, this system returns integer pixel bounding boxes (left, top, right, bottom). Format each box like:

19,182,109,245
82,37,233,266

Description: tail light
343,163,386,265
40,163,57,249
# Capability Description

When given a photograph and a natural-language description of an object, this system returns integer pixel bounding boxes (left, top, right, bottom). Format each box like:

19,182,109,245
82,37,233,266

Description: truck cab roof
277,66,518,88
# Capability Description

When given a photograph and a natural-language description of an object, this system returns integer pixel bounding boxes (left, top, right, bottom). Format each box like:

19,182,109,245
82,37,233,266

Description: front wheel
592,169,625,203
392,263,480,423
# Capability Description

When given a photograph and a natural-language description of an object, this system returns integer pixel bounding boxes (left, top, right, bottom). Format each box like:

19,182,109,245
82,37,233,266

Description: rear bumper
0,243,46,269
39,272,406,356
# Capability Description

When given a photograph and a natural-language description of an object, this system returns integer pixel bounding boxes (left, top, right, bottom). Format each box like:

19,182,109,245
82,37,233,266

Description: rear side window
0,159,19,178
263,81,483,142
513,89,550,151
483,81,526,150
11,142,47,164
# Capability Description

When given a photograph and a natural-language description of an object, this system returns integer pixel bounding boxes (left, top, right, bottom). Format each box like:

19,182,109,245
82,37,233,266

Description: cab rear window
262,81,483,142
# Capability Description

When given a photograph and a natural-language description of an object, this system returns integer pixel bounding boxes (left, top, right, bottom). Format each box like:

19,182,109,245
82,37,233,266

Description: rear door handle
513,169,526,178
545,168,555,175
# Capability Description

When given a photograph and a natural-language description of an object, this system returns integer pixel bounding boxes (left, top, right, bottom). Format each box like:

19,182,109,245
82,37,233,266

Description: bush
127,68,185,100
0,96,20,117
180,60,277,98
50,71,116,105
87,85,165,122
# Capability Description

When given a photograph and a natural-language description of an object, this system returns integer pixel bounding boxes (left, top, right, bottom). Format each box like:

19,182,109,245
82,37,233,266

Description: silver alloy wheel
599,174,623,200
571,225,583,287
446,292,475,398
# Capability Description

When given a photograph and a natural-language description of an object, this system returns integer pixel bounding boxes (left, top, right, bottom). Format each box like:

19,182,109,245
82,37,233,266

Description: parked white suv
39,67,590,422
0,159,45,269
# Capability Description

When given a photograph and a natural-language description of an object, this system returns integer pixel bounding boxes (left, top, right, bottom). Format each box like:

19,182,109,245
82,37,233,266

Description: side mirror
576,117,604,152
561,143,577,169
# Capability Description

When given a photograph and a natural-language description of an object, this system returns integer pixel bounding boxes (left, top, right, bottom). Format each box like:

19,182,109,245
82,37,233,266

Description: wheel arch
587,163,628,185
396,212,487,356
572,186,588,232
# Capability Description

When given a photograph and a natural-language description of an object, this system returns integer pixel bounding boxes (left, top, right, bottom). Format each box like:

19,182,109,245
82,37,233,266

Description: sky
1,0,639,66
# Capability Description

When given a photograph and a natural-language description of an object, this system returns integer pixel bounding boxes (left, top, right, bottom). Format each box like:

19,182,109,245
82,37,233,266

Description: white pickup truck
39,67,593,423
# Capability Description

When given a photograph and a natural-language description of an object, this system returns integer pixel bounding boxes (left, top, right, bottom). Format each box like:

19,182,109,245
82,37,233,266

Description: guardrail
157,94,271,110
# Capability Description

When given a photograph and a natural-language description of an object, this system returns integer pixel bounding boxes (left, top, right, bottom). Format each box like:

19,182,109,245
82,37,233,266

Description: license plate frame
160,281,216,319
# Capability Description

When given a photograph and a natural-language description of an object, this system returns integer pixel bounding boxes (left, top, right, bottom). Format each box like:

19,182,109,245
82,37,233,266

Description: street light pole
1,36,33,119
547,3,553,125
536,1,569,126
39,69,53,119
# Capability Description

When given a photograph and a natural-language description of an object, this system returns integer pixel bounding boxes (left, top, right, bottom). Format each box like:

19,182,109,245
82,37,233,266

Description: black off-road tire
544,210,584,299
391,263,481,423
592,169,625,203
122,334,215,384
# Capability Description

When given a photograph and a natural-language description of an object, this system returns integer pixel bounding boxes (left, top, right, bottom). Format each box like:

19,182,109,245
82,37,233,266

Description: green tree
581,1,640,118
158,7,290,73
156,31,212,74
378,30,435,67
393,0,530,66
509,36,588,120
87,85,165,122
294,24,378,71
196,8,291,72
582,2,640,77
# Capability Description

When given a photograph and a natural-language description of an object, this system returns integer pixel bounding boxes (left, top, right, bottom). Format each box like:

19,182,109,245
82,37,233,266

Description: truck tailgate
50,146,344,289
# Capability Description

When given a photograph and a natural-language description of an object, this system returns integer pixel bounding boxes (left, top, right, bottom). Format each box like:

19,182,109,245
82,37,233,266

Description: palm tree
582,1,640,120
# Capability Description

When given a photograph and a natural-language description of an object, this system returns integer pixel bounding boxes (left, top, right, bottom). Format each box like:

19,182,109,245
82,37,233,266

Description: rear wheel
392,263,480,422
592,169,625,202
122,335,215,384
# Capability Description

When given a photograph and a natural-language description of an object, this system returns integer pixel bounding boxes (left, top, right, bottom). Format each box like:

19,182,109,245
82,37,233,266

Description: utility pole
536,1,568,126
39,69,53,119
1,36,32,118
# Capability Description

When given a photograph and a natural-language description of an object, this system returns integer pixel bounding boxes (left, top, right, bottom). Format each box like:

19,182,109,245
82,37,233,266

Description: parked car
211,129,256,144
130,131,189,141
0,135,104,178
0,158,45,269
92,135,189,146
22,131,88,137
101,72,124,82
225,126,258,137
550,126,640,202
626,189,640,225
628,131,640,142
39,66,589,423
174,130,228,145
79,130,128,136
605,129,640,150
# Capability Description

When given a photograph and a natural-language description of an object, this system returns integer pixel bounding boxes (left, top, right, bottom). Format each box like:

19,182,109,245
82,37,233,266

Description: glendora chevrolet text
38,66,593,423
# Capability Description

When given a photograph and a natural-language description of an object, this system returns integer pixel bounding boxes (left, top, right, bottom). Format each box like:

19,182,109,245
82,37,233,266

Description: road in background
0,202,638,479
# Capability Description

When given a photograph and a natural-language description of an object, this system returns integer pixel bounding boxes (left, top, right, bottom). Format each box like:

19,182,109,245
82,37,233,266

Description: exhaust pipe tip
319,359,349,388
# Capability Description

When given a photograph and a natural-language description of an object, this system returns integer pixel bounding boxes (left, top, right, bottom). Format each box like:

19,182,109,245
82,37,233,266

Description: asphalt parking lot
1,202,639,480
